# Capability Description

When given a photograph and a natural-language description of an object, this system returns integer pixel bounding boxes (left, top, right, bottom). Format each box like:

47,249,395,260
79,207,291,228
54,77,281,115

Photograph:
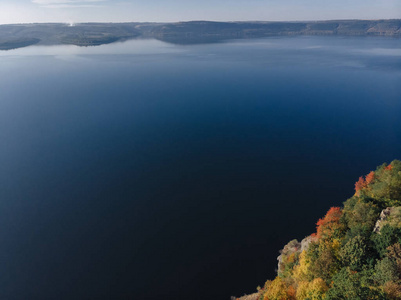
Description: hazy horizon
3,18,401,26
1,0,400,25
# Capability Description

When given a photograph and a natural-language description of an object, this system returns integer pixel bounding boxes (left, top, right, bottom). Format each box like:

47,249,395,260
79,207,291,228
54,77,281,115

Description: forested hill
1,19,401,50
235,160,401,300
148,20,401,44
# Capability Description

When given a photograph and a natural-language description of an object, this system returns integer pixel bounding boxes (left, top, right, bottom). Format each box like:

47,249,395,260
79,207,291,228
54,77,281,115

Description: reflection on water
2,36,401,71
0,38,180,57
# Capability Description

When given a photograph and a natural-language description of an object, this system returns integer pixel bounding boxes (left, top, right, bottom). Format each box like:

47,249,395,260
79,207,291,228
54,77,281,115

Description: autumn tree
262,277,294,300
315,207,343,239
355,176,367,196
296,278,328,300
366,171,375,185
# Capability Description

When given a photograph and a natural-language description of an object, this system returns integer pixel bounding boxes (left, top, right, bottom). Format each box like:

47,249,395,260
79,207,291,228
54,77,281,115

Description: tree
383,281,401,300
372,225,401,258
262,277,294,300
308,239,340,282
325,267,385,300
339,235,367,271
315,207,343,239
374,257,398,285
296,278,328,300
343,199,380,233
355,177,367,196
366,171,375,185
387,243,401,273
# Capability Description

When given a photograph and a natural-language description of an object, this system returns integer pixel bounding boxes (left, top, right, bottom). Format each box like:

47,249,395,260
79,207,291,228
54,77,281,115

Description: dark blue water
0,36,400,299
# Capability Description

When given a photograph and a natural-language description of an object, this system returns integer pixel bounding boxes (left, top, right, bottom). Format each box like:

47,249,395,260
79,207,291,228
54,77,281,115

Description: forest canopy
254,160,401,300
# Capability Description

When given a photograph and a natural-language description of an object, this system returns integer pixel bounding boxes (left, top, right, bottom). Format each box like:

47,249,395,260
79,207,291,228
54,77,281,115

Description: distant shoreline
2,18,401,26
1,19,400,50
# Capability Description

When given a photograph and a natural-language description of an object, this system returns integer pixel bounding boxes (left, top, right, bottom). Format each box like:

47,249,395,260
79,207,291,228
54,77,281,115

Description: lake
0,36,400,299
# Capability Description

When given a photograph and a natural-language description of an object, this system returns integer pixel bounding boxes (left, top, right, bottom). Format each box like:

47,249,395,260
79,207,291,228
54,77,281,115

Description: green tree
372,225,401,258
325,268,385,300
375,257,398,285
339,235,367,271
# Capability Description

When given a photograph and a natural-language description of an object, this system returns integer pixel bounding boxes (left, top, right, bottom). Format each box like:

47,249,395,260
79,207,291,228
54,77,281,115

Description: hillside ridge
1,19,401,50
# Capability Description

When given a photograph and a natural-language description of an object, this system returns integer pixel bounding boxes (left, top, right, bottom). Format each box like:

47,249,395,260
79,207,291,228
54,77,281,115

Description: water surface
0,36,401,299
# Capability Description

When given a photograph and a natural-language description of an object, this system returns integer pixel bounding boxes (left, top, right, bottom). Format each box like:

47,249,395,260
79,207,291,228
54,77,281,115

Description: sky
0,0,400,24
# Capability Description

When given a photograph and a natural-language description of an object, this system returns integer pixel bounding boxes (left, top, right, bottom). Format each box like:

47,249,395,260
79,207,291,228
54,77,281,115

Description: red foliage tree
385,164,393,171
316,207,342,239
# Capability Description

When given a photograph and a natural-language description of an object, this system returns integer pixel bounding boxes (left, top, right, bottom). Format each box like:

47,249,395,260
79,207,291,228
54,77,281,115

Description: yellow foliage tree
263,277,293,300
295,281,309,299
308,278,329,299
296,278,328,300
293,251,311,282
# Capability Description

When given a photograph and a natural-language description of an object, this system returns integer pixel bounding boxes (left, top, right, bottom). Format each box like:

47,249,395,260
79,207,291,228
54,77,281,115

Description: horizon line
1,18,401,26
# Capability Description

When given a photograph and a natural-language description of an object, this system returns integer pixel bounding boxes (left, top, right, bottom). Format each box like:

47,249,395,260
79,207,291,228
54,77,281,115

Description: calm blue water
0,36,401,299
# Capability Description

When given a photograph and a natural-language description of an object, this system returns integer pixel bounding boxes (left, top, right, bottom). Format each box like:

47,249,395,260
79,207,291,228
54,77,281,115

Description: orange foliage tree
355,177,367,195
365,171,375,185
355,170,376,196
385,164,393,171
314,207,342,239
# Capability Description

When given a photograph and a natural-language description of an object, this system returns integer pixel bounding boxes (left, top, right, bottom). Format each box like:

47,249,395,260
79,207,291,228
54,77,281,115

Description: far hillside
1,19,401,50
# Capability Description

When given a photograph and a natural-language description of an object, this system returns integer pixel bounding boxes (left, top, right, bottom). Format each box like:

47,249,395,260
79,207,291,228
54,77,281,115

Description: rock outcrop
373,207,401,233
277,235,315,275
373,207,395,233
